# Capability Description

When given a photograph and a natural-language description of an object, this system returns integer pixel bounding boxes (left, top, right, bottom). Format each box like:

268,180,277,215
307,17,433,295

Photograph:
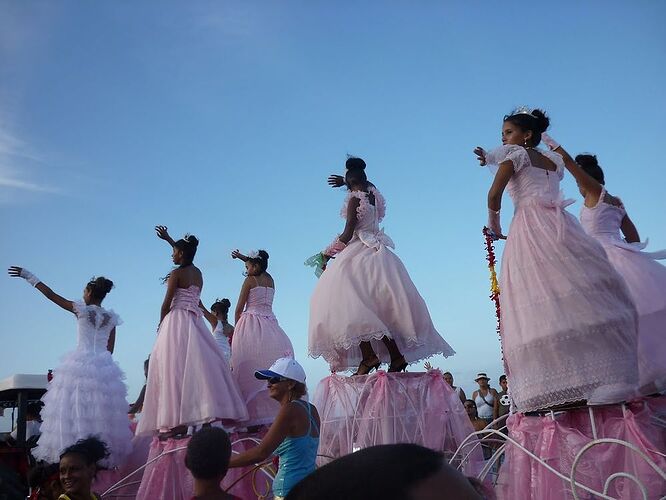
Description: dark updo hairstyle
290,381,307,400
86,277,114,301
247,250,269,273
345,156,366,171
576,154,605,185
211,298,231,320
185,427,232,480
174,234,199,264
59,436,110,467
503,107,550,147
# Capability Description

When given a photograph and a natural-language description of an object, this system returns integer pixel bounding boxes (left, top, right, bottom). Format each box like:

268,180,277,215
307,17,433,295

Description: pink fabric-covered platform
313,371,484,474
496,397,666,499
112,429,274,500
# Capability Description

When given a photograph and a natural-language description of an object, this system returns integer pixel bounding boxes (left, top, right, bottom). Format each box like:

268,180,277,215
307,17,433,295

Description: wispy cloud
0,125,61,201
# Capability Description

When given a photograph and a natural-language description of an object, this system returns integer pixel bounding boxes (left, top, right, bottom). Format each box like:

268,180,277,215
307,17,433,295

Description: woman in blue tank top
229,357,320,499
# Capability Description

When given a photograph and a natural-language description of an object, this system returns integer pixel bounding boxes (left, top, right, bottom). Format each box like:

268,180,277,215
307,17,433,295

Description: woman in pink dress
308,159,455,375
536,140,666,395
137,228,248,437
230,249,294,429
473,108,639,412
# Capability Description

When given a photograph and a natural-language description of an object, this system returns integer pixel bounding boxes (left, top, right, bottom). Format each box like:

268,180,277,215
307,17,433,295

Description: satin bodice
244,286,275,316
73,302,121,355
170,285,202,314
580,192,625,240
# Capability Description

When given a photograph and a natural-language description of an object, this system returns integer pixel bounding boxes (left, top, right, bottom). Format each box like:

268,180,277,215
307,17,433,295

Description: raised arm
160,272,178,324
234,278,251,324
540,133,603,204
8,267,75,313
328,174,345,188
199,301,218,330
155,225,177,248
620,214,640,243
231,249,249,262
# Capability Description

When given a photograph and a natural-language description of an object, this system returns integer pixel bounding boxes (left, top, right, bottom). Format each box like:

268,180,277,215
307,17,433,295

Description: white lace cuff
20,268,41,287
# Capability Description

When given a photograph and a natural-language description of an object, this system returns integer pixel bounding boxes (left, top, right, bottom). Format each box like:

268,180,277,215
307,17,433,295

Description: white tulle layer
33,350,133,466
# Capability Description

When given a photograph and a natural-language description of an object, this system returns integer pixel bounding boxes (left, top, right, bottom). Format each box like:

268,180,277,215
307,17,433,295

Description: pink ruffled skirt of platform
231,311,294,427
597,240,666,392
137,309,248,435
136,430,274,500
308,240,454,372
496,397,666,500
500,204,639,412
313,371,484,476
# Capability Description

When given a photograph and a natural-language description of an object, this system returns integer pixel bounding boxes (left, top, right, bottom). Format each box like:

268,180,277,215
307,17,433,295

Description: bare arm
620,214,640,243
235,278,251,324
458,388,467,404
552,146,603,204
160,272,178,324
492,389,500,421
231,250,249,262
128,385,146,415
487,161,514,212
199,300,218,330
338,197,360,244
8,268,76,312
107,327,116,353
155,226,176,248
229,403,294,468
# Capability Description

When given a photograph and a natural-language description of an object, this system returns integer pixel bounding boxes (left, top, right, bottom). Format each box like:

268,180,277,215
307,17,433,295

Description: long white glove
20,268,41,286
487,209,503,239
541,132,560,151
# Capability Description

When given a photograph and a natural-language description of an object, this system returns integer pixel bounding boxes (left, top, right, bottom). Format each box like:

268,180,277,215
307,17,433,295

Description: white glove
487,209,503,239
540,132,560,151
20,268,41,286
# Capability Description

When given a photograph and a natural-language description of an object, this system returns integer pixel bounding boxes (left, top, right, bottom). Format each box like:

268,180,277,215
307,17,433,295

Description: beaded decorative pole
482,227,501,343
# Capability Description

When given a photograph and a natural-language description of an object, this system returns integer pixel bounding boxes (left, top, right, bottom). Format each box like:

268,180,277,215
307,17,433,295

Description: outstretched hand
328,174,345,188
231,249,248,261
473,147,487,166
155,225,171,241
8,266,22,278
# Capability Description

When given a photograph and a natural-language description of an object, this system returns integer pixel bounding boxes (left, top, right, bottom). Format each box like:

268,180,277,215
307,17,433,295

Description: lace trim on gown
339,187,386,222
73,301,122,327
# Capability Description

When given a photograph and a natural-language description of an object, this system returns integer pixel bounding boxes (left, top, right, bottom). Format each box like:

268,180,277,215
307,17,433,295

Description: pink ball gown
308,187,455,372
484,145,639,412
137,286,248,435
231,284,294,427
580,188,666,392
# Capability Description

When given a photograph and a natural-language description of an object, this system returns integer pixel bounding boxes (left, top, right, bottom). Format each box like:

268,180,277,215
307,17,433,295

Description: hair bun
183,234,199,248
575,154,599,169
221,298,231,308
258,250,269,261
530,109,550,134
345,156,366,171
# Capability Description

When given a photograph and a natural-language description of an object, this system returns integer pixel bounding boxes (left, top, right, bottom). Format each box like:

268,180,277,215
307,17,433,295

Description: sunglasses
267,376,287,385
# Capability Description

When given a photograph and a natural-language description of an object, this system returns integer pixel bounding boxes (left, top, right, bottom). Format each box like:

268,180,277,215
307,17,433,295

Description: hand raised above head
231,249,248,261
155,225,170,240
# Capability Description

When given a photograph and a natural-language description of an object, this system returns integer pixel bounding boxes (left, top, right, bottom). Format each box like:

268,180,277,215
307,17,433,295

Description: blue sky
2,1,665,430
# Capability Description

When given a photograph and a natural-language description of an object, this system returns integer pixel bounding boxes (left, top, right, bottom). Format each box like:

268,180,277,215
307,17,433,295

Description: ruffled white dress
308,187,455,372
580,189,666,392
33,302,132,466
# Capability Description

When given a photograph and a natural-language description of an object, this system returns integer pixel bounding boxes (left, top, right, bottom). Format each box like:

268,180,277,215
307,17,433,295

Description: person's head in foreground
185,427,235,499
285,443,491,500
59,437,109,499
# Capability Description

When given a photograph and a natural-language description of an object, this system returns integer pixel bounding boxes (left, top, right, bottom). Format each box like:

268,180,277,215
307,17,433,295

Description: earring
524,138,528,146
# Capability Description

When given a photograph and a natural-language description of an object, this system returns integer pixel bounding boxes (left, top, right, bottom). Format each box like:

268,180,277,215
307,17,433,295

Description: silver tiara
511,105,537,118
